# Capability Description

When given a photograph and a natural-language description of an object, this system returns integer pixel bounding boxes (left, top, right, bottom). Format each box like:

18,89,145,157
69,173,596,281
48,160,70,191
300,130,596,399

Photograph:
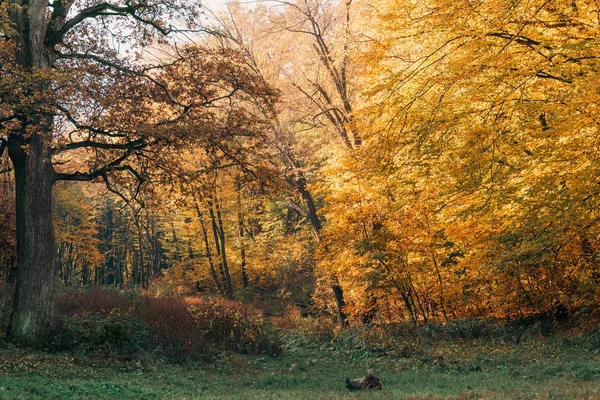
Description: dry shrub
57,287,134,316
54,313,150,361
271,305,336,343
136,296,207,357
54,288,280,359
186,296,281,355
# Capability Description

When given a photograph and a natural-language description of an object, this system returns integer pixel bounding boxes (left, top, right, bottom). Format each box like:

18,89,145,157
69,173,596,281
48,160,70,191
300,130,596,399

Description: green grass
0,338,599,399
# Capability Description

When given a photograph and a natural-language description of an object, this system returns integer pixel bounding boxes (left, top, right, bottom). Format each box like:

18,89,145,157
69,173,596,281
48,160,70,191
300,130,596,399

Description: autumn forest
0,0,600,397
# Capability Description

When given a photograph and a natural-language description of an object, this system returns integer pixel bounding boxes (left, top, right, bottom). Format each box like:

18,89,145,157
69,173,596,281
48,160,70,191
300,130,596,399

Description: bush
271,306,336,344
54,288,281,361
136,296,206,359
57,287,134,316
423,318,505,341
186,297,281,356
330,325,419,358
53,313,151,361
285,318,564,359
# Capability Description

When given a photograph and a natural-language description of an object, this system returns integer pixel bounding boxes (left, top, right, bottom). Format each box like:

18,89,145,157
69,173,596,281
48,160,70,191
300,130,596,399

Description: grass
0,335,599,399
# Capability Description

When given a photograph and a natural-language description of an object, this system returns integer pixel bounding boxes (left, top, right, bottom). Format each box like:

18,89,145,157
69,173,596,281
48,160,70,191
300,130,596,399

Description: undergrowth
50,287,281,362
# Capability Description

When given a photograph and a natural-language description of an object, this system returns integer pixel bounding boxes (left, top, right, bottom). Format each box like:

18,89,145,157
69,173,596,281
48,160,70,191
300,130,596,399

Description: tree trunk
138,230,145,288
297,177,349,327
331,279,349,328
430,252,449,322
294,174,349,327
7,134,56,345
194,202,223,295
214,198,234,298
5,0,58,344
237,187,249,289
296,176,322,234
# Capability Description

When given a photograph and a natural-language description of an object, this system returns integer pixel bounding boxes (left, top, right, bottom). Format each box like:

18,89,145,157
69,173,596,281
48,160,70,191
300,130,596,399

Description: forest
0,0,600,398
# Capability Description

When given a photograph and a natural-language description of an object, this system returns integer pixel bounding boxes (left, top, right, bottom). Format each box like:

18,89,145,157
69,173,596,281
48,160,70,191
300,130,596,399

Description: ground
0,337,599,399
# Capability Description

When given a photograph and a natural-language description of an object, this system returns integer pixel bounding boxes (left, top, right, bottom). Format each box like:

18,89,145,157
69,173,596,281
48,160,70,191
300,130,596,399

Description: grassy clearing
0,336,599,399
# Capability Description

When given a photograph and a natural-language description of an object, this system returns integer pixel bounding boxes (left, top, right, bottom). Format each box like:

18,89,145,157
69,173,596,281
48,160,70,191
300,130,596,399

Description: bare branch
208,138,257,179
535,71,572,84
286,197,308,218
55,137,146,152
55,104,131,138
487,32,542,47
47,2,172,47
54,149,137,182
565,56,600,63
194,163,238,176
102,173,132,204
59,52,189,109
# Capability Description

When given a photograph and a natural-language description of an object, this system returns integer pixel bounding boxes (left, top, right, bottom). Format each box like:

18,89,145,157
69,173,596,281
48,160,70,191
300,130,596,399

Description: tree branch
101,173,133,204
47,2,171,47
535,71,572,84
59,52,188,109
194,163,238,176
55,104,131,138
487,32,542,47
53,149,138,182
56,137,146,152
286,197,308,218
207,138,257,179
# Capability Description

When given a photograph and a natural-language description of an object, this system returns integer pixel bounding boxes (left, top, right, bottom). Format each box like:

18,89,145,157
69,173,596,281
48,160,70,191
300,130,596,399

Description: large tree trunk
7,133,56,344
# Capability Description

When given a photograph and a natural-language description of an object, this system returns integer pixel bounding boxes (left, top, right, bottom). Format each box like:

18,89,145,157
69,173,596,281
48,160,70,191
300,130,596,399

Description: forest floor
0,335,599,400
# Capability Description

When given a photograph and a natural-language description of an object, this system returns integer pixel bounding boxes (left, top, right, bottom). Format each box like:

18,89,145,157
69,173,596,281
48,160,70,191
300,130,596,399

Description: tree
209,2,359,325
53,182,102,285
0,0,277,343
266,0,360,149
324,0,600,321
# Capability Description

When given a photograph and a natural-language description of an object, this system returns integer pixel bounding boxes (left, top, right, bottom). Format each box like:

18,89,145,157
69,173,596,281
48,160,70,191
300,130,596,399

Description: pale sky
202,0,269,13
203,0,228,11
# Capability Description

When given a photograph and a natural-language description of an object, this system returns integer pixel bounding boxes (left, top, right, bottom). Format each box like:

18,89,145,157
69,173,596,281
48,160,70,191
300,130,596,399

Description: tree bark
7,256,17,285
7,133,56,344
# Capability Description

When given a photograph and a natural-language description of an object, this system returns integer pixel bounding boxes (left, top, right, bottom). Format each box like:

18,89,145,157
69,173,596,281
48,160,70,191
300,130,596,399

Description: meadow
1,329,599,399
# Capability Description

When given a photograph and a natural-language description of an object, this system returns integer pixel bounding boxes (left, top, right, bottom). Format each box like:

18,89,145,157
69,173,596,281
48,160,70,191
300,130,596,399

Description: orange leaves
308,0,600,323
